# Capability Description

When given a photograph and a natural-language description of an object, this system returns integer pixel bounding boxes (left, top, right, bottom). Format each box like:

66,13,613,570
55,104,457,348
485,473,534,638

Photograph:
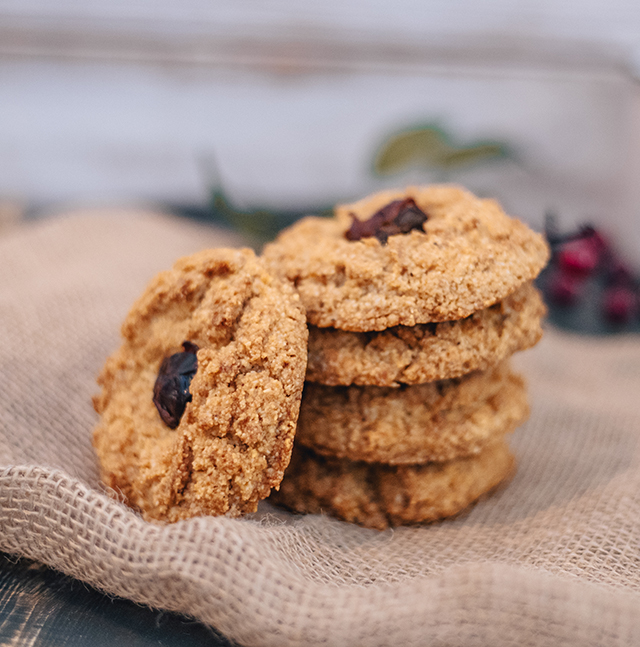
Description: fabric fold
1,210,640,646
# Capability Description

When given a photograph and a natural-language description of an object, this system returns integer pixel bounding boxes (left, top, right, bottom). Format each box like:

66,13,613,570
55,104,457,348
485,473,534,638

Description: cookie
92,248,308,523
296,362,528,464
270,440,516,530
306,281,545,386
262,185,549,331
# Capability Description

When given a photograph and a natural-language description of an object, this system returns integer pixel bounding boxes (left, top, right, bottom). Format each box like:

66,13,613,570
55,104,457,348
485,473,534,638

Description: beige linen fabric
1,210,640,646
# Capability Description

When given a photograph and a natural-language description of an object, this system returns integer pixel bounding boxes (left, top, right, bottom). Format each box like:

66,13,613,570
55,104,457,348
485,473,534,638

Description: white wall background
1,0,640,261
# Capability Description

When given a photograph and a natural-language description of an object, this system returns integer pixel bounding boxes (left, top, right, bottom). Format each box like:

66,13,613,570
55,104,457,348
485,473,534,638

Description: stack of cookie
264,185,549,530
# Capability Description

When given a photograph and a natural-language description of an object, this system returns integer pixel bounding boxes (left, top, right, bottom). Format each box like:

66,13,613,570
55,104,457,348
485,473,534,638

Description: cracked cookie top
263,185,550,331
92,247,308,523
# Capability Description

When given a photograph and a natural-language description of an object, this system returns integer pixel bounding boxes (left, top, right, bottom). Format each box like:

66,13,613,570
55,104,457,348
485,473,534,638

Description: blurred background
1,0,640,267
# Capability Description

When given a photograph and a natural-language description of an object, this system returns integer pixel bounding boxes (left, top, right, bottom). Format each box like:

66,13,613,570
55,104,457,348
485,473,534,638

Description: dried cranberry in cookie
345,197,428,244
153,341,199,429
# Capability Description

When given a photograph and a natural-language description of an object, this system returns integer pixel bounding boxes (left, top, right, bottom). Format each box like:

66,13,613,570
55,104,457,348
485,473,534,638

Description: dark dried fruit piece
345,198,428,244
153,341,199,429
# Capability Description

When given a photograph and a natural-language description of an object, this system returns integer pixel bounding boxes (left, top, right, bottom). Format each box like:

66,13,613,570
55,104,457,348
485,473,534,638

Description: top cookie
262,185,550,331
92,247,308,523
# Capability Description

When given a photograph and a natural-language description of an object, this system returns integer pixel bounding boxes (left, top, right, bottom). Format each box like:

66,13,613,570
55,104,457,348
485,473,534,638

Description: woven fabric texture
1,210,640,646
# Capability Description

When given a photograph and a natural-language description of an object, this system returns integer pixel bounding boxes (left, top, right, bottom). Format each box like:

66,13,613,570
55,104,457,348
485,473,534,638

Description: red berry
603,286,636,324
587,229,609,254
558,238,600,276
548,271,582,305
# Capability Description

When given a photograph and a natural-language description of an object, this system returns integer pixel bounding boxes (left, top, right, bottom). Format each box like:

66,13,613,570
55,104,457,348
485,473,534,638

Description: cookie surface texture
92,248,308,523
270,441,516,530
296,362,528,464
306,281,545,386
262,185,550,331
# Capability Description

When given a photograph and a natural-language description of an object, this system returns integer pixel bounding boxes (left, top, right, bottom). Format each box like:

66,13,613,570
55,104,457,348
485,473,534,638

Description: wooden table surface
0,552,236,646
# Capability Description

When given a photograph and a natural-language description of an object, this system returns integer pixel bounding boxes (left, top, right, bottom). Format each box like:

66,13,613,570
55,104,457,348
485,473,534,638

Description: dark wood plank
0,552,236,646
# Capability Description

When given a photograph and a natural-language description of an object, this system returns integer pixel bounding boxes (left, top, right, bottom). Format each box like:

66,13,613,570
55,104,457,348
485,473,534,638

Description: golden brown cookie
270,441,516,530
296,362,528,464
306,281,545,386
92,248,308,523
262,185,549,331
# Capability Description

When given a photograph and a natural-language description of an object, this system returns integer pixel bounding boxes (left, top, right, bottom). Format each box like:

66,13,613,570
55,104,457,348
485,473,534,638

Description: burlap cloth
1,209,640,646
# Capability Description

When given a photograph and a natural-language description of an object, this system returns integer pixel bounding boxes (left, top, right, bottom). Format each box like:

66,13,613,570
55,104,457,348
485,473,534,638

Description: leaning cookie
262,185,549,331
296,362,528,464
270,441,515,530
306,281,545,386
92,248,308,523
